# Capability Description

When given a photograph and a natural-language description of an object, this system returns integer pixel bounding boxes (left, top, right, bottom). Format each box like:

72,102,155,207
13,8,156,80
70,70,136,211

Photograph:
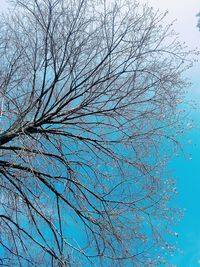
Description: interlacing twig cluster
0,0,194,266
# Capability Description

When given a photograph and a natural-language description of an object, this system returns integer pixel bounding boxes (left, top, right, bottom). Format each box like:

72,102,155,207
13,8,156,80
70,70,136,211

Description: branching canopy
0,0,193,266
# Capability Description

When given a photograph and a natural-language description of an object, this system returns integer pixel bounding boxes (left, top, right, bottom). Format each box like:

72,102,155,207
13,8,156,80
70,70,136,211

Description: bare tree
0,0,193,266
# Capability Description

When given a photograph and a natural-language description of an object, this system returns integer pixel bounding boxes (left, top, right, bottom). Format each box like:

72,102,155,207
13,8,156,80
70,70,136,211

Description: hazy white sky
147,0,200,49
0,0,7,11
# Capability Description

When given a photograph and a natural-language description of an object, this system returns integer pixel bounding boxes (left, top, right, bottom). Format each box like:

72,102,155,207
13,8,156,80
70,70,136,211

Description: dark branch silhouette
0,0,194,266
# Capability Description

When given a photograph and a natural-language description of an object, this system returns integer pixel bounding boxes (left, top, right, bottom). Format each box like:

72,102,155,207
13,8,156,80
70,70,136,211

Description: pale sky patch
146,0,200,49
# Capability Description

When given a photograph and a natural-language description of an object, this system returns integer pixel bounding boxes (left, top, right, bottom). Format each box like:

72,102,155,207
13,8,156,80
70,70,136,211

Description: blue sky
146,1,200,266
0,0,200,265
